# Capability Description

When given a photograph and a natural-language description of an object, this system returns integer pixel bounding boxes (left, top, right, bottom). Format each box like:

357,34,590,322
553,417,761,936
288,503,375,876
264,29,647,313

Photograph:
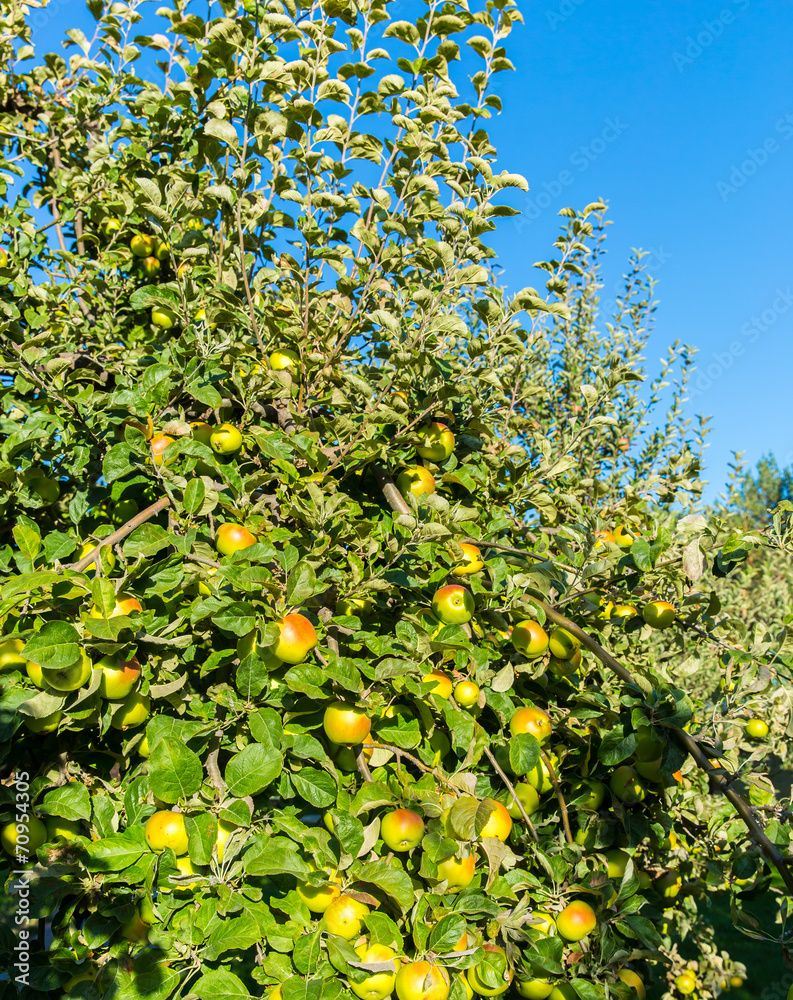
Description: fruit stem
362,743,460,794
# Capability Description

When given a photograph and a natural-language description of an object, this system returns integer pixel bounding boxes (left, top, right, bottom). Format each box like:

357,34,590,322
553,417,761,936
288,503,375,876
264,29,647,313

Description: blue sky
26,0,792,499
486,0,793,499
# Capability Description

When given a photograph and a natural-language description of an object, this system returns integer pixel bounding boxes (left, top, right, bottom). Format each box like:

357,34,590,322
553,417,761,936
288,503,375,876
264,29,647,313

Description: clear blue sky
486,0,793,499
27,0,792,498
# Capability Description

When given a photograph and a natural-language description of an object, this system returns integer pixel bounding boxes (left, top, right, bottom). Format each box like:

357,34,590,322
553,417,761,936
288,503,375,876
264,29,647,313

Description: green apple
42,650,92,691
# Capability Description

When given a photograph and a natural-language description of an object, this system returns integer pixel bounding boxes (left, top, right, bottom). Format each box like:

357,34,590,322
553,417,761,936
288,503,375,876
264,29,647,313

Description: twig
355,745,373,782
361,742,460,794
205,728,227,794
541,748,573,845
483,745,538,843
67,498,170,572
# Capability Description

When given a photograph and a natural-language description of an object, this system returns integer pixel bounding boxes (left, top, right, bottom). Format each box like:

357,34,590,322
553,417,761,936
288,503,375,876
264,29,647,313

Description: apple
149,432,175,467
556,900,596,941
467,943,513,997
337,597,372,617
526,911,556,937
97,654,141,699
675,973,697,995
100,217,121,237
526,753,558,793
138,736,151,758
216,522,257,556
26,660,48,689
548,985,577,1000
213,817,239,861
509,707,552,744
323,893,369,940
151,305,177,328
46,817,83,841
610,604,638,622
29,477,59,504
423,672,453,699
395,962,449,1000
511,621,549,658
269,347,299,370
296,865,341,912
617,970,645,1000
655,870,682,899
479,799,512,842
516,982,553,1000
435,852,476,891
64,971,97,995
549,649,581,677
452,543,484,576
145,810,189,855
323,701,370,745
505,784,540,820
381,808,425,851
130,234,155,257
110,691,150,730
417,422,455,462
351,943,397,1000
609,766,646,805
79,542,116,572
161,855,199,893
0,638,25,671
593,530,615,549
1,815,47,856
396,465,436,498
140,255,160,278
120,905,150,941
154,238,170,260
642,600,675,630
191,421,214,445
635,758,663,783
605,849,629,879
0,247,7,267
42,649,92,691
177,262,191,279
635,731,664,761
729,977,743,990
569,780,606,810
613,524,639,547
745,719,768,740
454,680,480,708
89,593,143,619
210,422,243,455
431,585,474,625
24,710,62,733
274,613,318,664
548,628,580,660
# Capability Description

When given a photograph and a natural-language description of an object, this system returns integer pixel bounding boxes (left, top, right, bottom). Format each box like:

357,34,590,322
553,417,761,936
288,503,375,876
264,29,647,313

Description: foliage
0,2,791,1000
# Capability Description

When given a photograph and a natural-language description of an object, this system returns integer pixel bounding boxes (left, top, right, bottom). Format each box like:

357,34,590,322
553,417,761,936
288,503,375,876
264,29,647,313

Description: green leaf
183,478,206,515
214,601,257,636
122,524,171,559
205,118,239,147
40,783,91,821
355,859,414,911
225,744,283,796
22,621,81,669
508,733,540,775
83,833,145,872
598,730,637,765
286,561,323,604
12,515,40,561
292,767,336,808
148,736,203,803
429,913,466,953
245,837,310,877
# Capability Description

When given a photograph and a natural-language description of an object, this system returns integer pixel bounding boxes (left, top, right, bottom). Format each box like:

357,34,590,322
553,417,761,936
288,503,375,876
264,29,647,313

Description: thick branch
67,498,170,572
536,600,634,684
372,464,411,516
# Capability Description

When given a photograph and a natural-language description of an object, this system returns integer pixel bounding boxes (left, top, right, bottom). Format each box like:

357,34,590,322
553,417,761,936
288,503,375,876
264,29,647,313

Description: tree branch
541,748,573,845
483,745,538,843
67,498,170,572
372,464,411,516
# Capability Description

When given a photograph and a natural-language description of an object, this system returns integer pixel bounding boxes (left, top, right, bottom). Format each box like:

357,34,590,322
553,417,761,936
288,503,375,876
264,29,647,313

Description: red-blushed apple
416,422,455,462
273,612,318,663
97,653,141,700
381,808,425,851
511,621,549,658
215,522,257,556
396,465,435,498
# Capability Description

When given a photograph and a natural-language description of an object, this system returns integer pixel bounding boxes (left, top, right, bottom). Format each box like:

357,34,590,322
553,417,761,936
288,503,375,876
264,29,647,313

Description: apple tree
0,1,792,1000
